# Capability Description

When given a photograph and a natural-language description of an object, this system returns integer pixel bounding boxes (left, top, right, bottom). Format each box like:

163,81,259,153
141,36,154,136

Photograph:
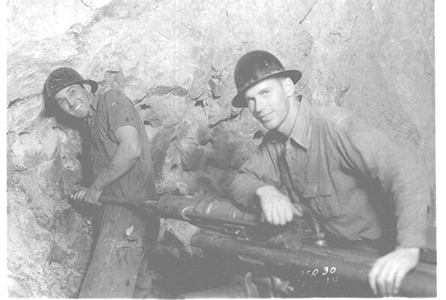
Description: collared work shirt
231,97,431,248
90,90,157,203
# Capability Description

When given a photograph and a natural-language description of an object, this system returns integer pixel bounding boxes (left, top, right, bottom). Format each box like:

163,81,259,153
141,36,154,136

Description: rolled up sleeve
104,91,141,138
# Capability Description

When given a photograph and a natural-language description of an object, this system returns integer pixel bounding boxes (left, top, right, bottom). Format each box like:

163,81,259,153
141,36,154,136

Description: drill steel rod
191,232,436,297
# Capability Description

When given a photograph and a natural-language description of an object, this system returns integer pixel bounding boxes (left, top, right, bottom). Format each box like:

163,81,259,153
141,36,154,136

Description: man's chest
280,138,336,188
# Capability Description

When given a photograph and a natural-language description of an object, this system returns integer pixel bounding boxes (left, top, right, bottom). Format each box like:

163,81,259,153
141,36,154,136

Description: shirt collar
87,94,100,127
289,95,311,149
90,94,99,111
268,95,311,149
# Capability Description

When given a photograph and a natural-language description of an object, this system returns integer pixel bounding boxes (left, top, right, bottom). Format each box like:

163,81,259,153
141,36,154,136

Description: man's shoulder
311,104,355,126
102,89,129,101
310,104,378,137
98,90,133,108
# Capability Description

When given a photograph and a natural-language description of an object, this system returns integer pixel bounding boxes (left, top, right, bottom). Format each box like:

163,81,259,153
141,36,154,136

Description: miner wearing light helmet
45,68,159,298
229,50,431,297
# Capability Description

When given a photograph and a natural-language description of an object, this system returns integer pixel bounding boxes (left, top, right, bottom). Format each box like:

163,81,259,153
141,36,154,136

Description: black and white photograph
5,0,440,298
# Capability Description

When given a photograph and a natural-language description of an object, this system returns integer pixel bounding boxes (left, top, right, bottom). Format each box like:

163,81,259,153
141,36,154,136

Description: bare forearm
91,145,140,192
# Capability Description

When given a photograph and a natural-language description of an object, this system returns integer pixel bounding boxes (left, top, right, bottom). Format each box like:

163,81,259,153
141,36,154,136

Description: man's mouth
259,112,272,122
71,102,82,112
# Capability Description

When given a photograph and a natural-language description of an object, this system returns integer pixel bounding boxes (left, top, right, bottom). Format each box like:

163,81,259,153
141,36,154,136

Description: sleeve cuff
231,178,269,211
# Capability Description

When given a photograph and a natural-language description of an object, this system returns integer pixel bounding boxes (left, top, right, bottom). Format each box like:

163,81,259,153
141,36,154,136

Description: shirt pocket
302,182,340,220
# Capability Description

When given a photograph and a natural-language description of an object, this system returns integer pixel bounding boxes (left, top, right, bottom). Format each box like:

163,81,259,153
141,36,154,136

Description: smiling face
244,77,295,133
54,84,93,119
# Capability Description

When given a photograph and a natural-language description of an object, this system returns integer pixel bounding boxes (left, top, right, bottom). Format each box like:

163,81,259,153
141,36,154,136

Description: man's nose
66,96,76,107
255,96,266,112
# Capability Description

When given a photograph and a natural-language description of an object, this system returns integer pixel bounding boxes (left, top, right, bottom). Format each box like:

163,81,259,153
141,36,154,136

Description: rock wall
7,0,435,297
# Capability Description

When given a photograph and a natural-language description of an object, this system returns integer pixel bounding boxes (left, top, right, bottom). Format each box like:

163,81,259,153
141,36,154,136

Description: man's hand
70,186,103,206
368,247,420,296
70,126,140,207
255,185,302,225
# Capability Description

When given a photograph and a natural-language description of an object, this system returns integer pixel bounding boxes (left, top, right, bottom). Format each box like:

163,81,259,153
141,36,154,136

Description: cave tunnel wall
7,0,435,297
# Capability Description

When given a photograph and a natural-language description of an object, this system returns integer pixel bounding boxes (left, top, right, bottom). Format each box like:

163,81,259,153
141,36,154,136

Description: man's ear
83,83,92,93
282,77,295,97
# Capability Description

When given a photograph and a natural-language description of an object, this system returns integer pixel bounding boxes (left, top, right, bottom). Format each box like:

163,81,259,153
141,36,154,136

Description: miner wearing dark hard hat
229,51,432,297
45,68,160,298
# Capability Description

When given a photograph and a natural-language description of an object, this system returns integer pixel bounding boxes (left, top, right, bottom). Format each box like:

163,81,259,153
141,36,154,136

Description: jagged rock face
7,0,434,297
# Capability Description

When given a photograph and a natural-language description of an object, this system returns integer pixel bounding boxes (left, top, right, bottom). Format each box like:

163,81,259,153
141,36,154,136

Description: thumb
292,204,303,218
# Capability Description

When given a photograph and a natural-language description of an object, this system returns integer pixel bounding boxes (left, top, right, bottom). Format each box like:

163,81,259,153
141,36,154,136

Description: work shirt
231,96,431,249
89,90,157,203
80,90,159,297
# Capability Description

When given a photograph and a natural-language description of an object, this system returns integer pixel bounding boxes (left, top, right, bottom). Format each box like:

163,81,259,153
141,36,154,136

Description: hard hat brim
49,79,99,99
231,69,302,108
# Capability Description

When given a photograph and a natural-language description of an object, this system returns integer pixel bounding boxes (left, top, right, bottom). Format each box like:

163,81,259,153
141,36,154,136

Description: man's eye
261,90,270,95
58,99,66,105
69,90,76,95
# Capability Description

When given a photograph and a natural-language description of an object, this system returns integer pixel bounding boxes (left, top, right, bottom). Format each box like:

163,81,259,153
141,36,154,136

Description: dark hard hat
232,50,302,108
45,67,98,100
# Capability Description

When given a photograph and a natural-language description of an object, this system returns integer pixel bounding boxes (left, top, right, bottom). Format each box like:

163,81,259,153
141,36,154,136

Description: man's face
55,84,93,119
244,77,291,131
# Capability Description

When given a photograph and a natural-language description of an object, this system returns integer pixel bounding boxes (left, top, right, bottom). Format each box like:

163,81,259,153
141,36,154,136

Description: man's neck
86,93,97,127
277,96,300,138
